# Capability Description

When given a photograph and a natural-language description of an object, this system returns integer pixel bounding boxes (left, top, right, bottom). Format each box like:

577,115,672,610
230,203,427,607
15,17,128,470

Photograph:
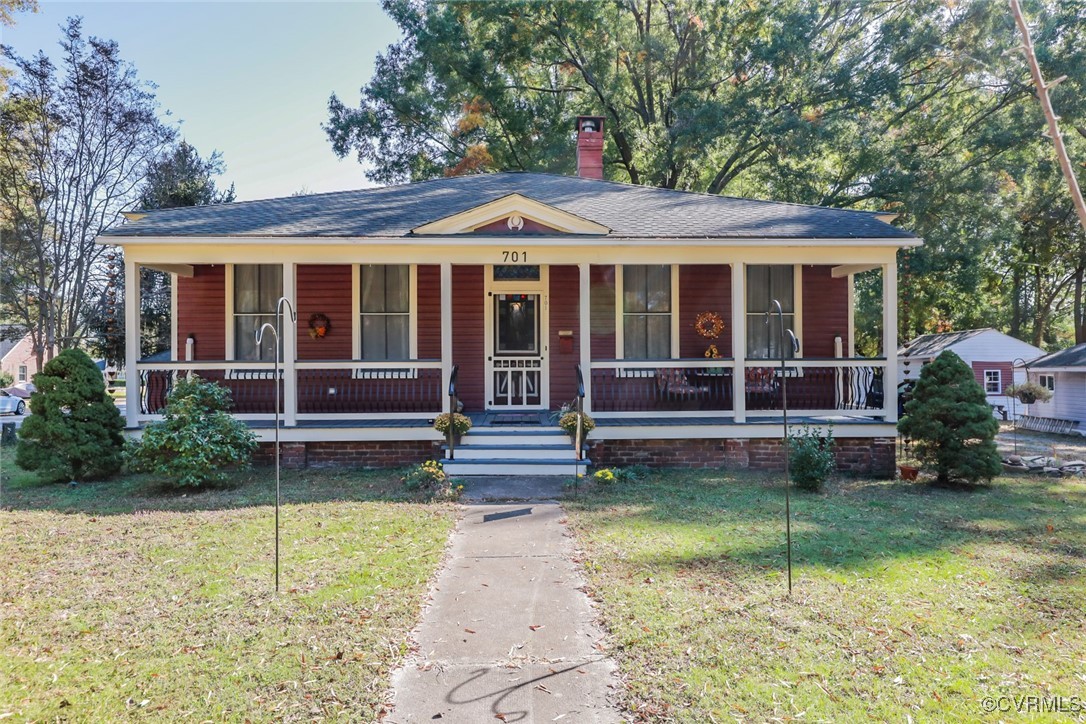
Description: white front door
485,266,548,409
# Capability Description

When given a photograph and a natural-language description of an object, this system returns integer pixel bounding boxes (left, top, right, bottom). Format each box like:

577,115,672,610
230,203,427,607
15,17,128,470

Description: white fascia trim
99,234,924,248
411,193,610,235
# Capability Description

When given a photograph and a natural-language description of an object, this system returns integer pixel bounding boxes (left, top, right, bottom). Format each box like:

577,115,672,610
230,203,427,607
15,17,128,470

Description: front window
360,264,410,360
622,265,672,359
747,265,795,359
233,264,281,361
984,369,1001,394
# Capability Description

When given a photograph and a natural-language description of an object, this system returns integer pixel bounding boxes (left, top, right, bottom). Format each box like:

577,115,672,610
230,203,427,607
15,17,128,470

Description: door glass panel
495,294,538,354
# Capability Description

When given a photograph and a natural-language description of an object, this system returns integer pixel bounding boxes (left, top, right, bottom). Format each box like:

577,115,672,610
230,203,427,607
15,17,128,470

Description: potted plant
558,411,594,440
433,412,472,443
1004,381,1052,405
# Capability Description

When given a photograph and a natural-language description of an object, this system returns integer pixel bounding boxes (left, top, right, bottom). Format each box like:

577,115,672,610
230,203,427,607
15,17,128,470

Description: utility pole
1009,0,1086,237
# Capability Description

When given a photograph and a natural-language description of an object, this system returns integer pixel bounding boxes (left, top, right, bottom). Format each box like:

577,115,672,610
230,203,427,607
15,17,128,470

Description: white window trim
225,263,282,378
744,264,803,359
352,264,418,378
17,365,27,382
1039,373,1055,392
984,369,1001,394
614,263,680,363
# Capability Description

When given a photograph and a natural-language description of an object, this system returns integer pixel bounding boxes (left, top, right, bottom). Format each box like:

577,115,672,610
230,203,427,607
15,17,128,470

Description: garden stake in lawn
768,299,800,596
256,295,297,594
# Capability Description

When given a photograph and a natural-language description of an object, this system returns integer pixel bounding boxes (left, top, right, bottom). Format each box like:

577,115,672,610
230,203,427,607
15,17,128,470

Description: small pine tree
126,375,257,488
898,350,1001,485
16,348,125,482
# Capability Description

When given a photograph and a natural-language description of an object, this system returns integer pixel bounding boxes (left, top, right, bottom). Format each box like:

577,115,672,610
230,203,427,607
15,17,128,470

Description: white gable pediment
411,193,610,236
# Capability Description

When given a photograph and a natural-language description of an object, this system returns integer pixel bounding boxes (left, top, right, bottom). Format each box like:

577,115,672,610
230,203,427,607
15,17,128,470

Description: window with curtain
233,264,282,361
360,264,410,360
746,265,795,359
622,265,671,359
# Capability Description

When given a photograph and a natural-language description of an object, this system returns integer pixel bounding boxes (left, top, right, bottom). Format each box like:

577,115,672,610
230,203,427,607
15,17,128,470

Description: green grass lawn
0,454,457,721
565,470,1086,721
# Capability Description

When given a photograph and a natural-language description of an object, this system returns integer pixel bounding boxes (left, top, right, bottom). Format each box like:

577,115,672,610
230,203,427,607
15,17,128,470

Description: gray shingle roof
102,172,915,240
898,329,991,358
0,325,25,362
1028,343,1086,369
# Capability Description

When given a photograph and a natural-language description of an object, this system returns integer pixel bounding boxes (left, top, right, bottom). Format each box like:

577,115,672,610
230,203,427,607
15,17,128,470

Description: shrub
126,375,257,488
898,350,1001,485
15,348,124,482
593,464,649,486
558,411,595,438
788,425,835,492
401,459,461,500
0,370,13,388
433,412,472,436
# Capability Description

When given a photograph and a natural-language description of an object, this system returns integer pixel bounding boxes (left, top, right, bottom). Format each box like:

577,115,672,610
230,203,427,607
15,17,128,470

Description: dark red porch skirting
254,437,895,477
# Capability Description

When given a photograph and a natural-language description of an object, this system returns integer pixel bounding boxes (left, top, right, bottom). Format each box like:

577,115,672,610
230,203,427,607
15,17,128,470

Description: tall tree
90,140,236,364
0,17,174,369
0,0,37,95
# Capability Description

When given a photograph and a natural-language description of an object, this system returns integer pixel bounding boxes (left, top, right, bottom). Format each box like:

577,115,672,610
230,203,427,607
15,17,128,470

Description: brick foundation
254,441,439,470
589,437,896,478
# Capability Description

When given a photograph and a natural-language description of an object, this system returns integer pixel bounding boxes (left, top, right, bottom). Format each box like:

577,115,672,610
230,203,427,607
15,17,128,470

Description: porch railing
742,359,887,415
588,359,736,413
135,359,443,420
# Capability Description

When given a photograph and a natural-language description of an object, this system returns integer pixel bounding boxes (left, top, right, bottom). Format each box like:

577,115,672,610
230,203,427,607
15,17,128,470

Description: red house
100,118,918,476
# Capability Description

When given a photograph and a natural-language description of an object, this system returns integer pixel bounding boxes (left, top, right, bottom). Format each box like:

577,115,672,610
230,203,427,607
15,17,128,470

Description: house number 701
502,250,526,263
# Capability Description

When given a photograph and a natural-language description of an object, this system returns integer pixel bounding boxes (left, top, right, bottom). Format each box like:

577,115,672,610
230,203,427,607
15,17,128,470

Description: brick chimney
576,115,605,179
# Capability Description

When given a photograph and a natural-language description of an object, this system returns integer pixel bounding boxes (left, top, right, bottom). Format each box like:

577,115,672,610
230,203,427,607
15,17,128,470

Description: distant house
0,325,41,384
97,116,919,477
1018,343,1086,433
898,328,1045,417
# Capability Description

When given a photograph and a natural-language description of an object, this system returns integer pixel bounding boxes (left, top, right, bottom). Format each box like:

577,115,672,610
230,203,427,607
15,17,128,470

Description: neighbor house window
622,265,672,359
747,265,795,359
1039,374,1055,392
233,264,282,361
984,369,1001,394
360,264,410,360
17,365,27,382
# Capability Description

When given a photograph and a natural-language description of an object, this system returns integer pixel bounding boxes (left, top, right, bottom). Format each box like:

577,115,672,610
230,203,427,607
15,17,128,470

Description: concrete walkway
388,499,620,722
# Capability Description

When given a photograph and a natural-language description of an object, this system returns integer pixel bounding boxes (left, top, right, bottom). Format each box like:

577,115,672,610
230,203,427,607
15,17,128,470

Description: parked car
3,381,35,399
0,389,26,415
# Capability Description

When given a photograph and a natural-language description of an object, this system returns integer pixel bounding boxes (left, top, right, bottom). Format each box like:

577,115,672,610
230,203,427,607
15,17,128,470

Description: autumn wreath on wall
695,310,725,359
308,313,331,339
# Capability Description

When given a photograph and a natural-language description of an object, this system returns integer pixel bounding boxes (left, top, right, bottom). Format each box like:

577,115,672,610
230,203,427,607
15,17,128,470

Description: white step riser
443,461,591,477
460,434,570,446
447,447,579,461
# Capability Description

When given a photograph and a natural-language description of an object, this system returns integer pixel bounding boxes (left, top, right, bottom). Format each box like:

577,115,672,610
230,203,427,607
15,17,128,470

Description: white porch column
124,258,140,428
282,262,297,427
579,263,592,412
731,262,746,423
882,258,899,423
441,262,453,413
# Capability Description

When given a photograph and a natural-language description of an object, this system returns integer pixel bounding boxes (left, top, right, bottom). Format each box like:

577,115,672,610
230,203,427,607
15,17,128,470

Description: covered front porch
123,255,900,442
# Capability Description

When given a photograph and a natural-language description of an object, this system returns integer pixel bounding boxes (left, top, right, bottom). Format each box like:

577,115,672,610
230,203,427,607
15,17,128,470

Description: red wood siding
549,265,580,407
176,264,225,359
296,265,352,360
452,265,485,411
473,217,564,234
417,265,442,360
590,265,616,360
801,265,848,357
973,361,1012,394
679,265,732,358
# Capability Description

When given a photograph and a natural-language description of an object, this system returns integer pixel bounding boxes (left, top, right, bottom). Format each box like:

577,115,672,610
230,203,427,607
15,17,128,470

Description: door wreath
308,313,331,339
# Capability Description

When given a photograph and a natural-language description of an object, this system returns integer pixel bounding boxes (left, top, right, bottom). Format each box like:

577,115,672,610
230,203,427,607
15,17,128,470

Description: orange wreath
695,311,725,339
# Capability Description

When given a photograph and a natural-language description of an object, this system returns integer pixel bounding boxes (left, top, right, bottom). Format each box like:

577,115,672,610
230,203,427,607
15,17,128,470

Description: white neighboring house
898,328,1045,419
1018,343,1086,433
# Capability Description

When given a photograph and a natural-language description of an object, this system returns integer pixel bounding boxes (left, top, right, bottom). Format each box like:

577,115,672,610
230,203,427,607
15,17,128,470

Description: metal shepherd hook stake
767,299,800,596
256,297,297,594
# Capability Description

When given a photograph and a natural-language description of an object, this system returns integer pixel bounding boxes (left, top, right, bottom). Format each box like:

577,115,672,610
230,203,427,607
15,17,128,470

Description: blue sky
1,1,401,201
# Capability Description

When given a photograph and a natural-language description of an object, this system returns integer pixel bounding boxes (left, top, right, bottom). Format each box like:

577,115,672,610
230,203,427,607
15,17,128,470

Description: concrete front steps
441,427,591,477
